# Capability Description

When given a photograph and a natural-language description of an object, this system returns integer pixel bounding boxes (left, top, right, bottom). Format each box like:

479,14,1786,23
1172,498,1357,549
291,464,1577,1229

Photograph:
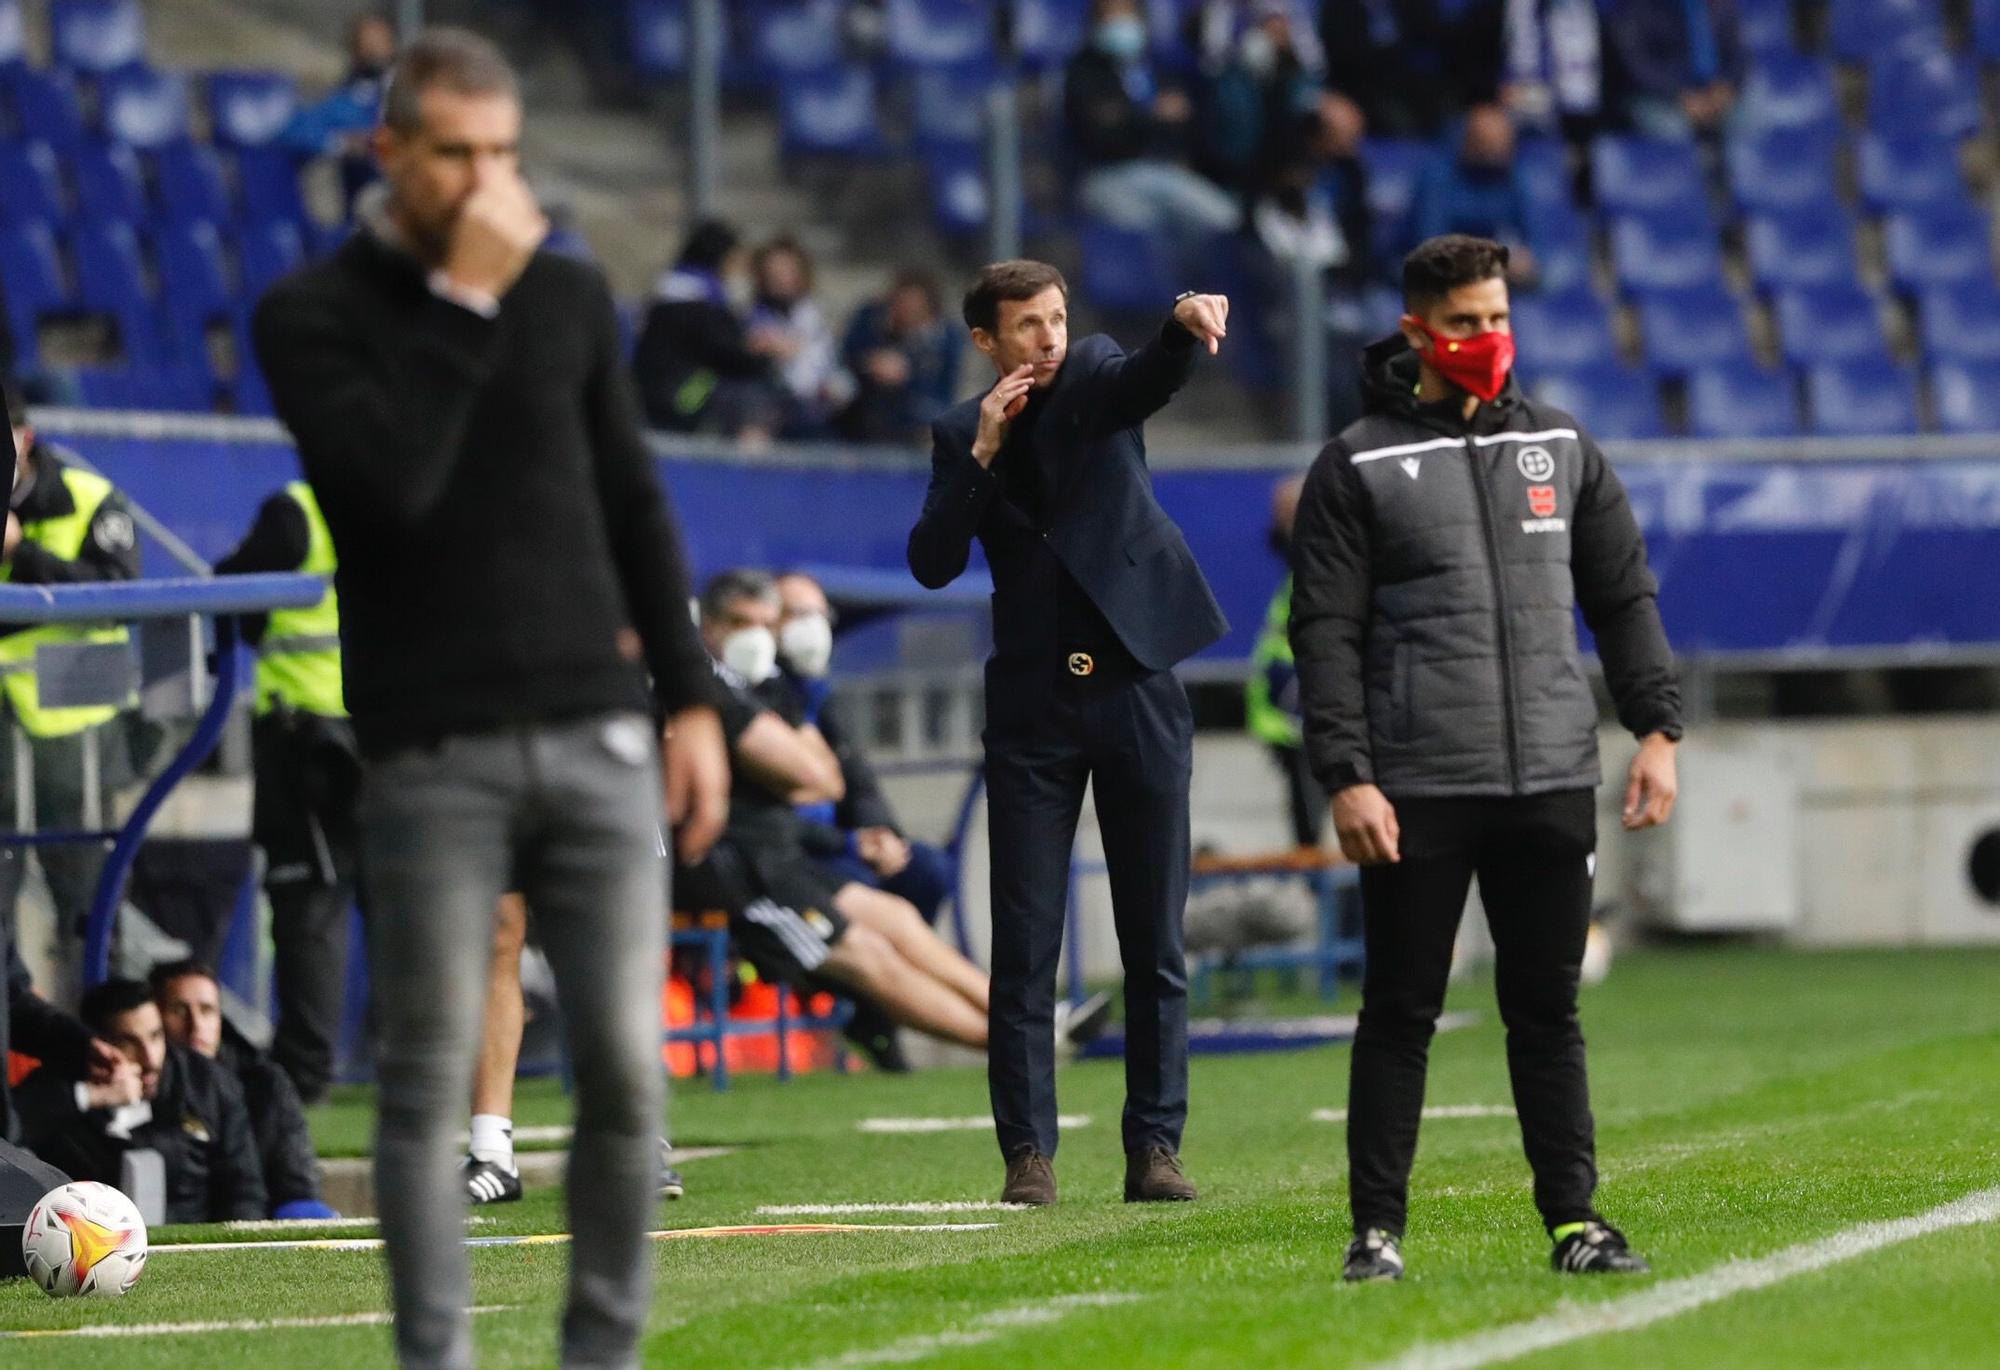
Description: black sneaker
659,1137,685,1200
1552,1221,1650,1274
462,1155,522,1205
842,1001,912,1073
1342,1228,1405,1283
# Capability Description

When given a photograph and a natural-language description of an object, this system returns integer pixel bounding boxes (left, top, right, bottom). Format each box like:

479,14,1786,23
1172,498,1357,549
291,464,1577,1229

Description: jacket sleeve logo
1527,484,1558,518
1516,446,1556,482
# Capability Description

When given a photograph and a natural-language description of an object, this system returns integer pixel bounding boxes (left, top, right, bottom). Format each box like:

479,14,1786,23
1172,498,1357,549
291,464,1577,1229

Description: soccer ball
21,1181,149,1298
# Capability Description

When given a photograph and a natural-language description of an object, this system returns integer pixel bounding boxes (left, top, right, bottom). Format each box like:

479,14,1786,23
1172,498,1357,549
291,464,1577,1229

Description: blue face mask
1096,15,1147,60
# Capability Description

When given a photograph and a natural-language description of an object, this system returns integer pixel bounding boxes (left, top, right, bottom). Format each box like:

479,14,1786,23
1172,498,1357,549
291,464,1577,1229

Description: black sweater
253,232,722,753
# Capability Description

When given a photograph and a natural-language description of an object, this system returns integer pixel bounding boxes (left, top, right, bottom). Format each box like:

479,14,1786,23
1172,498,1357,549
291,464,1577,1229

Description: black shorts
677,841,849,989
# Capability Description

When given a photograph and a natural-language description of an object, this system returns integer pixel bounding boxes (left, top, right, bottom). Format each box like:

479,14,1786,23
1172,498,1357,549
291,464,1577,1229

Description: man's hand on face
972,364,1036,467
1173,293,1230,355
84,1058,143,1111
1331,783,1401,865
856,826,911,878
443,170,547,301
85,1036,124,1084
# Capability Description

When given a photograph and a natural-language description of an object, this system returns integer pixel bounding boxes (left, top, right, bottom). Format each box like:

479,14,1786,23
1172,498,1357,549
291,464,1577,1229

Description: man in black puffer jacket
1291,235,1681,1283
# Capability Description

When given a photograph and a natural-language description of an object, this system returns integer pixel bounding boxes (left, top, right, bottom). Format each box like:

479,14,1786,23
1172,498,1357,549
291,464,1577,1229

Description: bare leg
836,883,990,1012
471,894,528,1119
822,926,988,1049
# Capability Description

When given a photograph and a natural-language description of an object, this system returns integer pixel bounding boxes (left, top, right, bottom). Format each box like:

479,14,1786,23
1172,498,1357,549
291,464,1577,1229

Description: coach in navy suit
909,260,1229,1206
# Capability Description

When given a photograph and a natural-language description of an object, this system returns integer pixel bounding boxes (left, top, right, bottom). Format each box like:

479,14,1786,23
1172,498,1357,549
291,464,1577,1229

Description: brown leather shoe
1001,1148,1057,1206
1124,1146,1197,1202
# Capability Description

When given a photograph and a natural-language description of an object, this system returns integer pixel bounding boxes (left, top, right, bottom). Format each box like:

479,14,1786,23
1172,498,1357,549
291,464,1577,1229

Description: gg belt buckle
1067,652,1095,677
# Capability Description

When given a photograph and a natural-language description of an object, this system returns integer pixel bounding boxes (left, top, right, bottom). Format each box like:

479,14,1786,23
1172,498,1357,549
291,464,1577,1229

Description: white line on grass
151,1222,999,1255
1312,1105,1515,1123
0,1306,515,1340
786,1293,1142,1369
220,1216,497,1232
1372,1185,2000,1370
755,1202,1030,1215
858,1114,1091,1134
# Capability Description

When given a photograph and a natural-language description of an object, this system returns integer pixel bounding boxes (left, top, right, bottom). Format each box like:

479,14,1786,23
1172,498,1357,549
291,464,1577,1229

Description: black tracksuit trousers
1347,788,1602,1237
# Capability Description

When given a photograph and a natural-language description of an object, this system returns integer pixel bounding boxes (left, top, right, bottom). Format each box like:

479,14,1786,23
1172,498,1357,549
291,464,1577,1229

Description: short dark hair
380,27,518,133
678,219,740,272
752,234,814,292
148,958,217,998
962,259,1068,333
81,978,155,1035
889,268,942,314
1401,234,1511,313
700,569,778,624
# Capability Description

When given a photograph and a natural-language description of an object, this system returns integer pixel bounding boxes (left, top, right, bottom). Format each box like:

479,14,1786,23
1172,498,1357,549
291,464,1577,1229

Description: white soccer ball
21,1181,149,1298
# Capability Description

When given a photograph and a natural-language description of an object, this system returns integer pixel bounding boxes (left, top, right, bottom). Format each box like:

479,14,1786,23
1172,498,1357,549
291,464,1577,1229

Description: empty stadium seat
1609,213,1723,292
1857,133,1969,215
153,218,232,341
0,219,70,370
1831,0,1945,64
1079,220,1175,315
1977,0,2000,62
70,218,170,367
1773,284,1891,367
1737,52,1840,137
236,217,304,298
206,71,298,149
741,0,843,78
1917,282,2000,363
1868,51,1983,141
1530,362,1669,441
98,66,190,150
153,140,231,224
886,0,992,66
0,139,66,224
1736,0,1799,55
1514,138,1570,208
1726,128,1840,216
1928,359,2000,433
1883,209,1995,293
1745,212,1860,292
1592,136,1706,217
4,66,89,151
1014,0,1089,69
1359,138,1430,263
625,0,688,79
923,142,988,235
1804,359,1921,436
1509,288,1618,372
70,138,145,222
911,60,993,150
50,0,145,75
73,362,211,412
1635,285,1755,376
1687,365,1802,438
1524,204,1593,296
778,65,889,159
235,144,309,228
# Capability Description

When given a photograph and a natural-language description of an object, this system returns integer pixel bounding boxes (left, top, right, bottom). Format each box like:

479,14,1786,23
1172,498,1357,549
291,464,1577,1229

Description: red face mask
1408,318,1516,402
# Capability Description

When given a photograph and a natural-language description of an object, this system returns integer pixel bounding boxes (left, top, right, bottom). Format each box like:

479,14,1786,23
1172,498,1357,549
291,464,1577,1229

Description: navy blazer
907,323,1229,672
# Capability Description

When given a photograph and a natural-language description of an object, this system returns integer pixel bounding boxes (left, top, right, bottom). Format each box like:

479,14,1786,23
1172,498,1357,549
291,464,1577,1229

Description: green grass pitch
5,946,2000,1367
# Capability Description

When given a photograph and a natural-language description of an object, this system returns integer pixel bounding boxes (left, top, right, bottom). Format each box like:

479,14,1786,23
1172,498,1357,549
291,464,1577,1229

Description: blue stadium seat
236,217,304,298
1857,133,1969,214
74,363,211,412
206,71,298,149
1509,288,1618,372
1883,209,1995,293
1745,212,1860,292
1726,127,1840,216
0,139,66,224
625,0,688,79
1515,137,1570,208
911,59,994,150
70,139,145,222
98,66,190,150
1804,359,1921,436
923,142,988,236
1687,365,1802,438
154,218,232,335
1773,284,1891,367
1591,136,1706,217
778,65,889,159
1079,220,1175,315
70,218,169,366
1360,138,1431,262
885,0,992,66
1737,52,1840,136
4,66,89,151
1609,213,1723,292
1736,0,1798,55
153,140,232,224
1917,282,2000,362
231,354,273,416
1530,362,1669,441
1928,360,2000,433
1524,204,1592,296
0,0,23,69
1634,285,1755,377
50,0,145,75
234,145,309,228
0,219,69,370
1014,0,1089,69
742,0,843,78
1977,0,2000,62
1868,51,1983,140
1830,0,1945,65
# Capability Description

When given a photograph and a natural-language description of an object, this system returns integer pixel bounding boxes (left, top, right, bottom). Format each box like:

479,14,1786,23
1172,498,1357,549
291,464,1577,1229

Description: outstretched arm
1091,293,1228,434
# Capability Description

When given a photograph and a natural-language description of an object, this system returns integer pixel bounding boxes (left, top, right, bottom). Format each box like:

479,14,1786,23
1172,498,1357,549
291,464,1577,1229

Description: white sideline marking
1371,1185,2000,1370
756,1202,1030,1215
786,1293,1142,1369
219,1217,497,1232
1312,1105,1515,1123
150,1223,999,1255
858,1114,1091,1134
0,1306,515,1341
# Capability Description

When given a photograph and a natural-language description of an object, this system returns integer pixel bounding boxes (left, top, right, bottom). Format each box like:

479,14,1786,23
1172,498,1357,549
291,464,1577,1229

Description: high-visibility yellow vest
0,466,133,737
1245,575,1301,748
254,482,344,719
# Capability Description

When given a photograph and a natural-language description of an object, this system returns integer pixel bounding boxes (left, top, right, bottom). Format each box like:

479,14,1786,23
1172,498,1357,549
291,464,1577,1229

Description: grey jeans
360,713,666,1370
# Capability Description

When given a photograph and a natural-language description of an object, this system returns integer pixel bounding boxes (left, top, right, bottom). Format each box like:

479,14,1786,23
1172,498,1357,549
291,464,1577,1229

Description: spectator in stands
836,270,963,445
633,220,790,442
1599,0,1742,140
2,942,122,1145
152,960,335,1220
1409,104,1537,282
15,978,267,1223
281,11,400,216
1189,0,1327,77
747,236,854,438
1198,0,1332,203
0,382,142,982
1501,0,1603,174
1321,0,1506,138
1065,0,1241,249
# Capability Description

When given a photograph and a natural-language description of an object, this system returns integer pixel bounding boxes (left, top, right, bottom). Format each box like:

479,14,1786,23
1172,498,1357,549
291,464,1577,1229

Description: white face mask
721,625,778,684
779,613,834,679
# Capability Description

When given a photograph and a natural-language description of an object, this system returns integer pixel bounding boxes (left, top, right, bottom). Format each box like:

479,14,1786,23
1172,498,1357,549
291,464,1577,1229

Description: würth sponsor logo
1527,484,1558,518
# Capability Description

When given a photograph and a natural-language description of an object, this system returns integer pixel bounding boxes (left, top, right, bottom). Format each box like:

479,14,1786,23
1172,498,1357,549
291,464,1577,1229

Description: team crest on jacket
1527,484,1558,518
1516,446,1555,481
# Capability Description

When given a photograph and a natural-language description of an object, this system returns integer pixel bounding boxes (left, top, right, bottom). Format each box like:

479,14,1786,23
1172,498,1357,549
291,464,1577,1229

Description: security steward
908,260,1231,1207
1247,473,1323,847
214,481,357,1106
0,381,142,958
1290,235,1682,1282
